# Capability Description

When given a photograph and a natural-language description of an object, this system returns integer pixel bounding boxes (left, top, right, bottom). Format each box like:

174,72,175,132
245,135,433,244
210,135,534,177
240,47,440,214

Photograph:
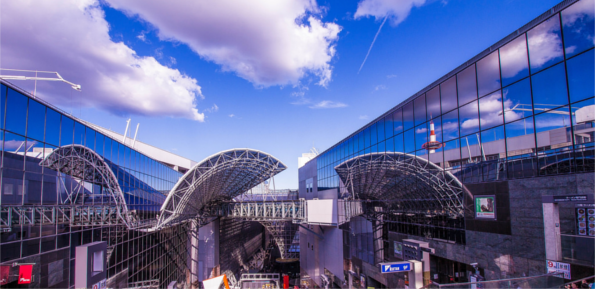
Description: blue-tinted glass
4,132,25,170
384,114,393,138
45,109,60,146
393,109,403,134
377,119,385,142
354,133,360,153
430,117,443,145
443,139,461,168
27,99,45,142
394,133,404,153
0,85,6,129
386,137,394,152
500,35,530,86
461,134,481,160
119,142,125,167
442,110,459,141
479,90,503,130
457,65,478,105
95,133,104,157
562,0,595,58
441,76,457,113
364,127,371,148
528,15,563,74
403,102,414,130
414,95,426,126
477,51,501,97
60,116,74,146
571,98,595,146
371,144,378,153
415,124,428,152
86,128,96,151
73,122,85,145
481,126,505,143
404,129,415,153
426,86,441,119
534,109,572,149
459,101,479,136
25,139,43,173
5,88,27,135
531,62,568,110
503,79,533,123
567,49,594,103
104,138,112,159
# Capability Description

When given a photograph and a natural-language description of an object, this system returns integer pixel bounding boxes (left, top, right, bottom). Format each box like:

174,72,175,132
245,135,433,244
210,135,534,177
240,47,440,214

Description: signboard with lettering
475,196,496,219
547,260,571,279
380,262,412,274
553,195,588,202
18,265,33,284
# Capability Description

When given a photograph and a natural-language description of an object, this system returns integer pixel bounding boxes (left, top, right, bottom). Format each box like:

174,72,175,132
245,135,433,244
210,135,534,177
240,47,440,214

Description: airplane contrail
358,16,388,74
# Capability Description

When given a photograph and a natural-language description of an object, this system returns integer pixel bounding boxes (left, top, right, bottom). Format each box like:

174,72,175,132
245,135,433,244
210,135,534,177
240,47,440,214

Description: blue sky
1,0,562,188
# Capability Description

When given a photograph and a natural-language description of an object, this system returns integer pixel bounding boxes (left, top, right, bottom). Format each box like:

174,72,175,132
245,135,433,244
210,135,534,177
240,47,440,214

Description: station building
299,0,594,288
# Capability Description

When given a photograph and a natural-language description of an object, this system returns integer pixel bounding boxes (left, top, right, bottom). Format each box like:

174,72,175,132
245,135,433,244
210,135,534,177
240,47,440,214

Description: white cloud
354,0,426,26
290,91,311,105
1,0,205,121
204,104,219,113
106,0,341,88
137,31,147,42
170,56,177,65
386,74,398,79
527,17,563,70
309,100,347,109
374,84,386,91
359,115,369,120
229,114,235,118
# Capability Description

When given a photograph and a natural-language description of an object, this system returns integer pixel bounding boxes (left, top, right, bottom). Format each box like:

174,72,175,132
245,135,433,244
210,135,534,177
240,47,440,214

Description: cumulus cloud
290,91,311,105
354,0,426,26
527,17,563,70
106,0,341,88
309,100,347,109
1,0,205,121
359,115,369,120
204,104,219,113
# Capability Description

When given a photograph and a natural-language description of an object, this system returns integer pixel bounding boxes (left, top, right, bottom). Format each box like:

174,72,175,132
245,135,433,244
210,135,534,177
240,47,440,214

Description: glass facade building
314,0,594,244
0,81,188,288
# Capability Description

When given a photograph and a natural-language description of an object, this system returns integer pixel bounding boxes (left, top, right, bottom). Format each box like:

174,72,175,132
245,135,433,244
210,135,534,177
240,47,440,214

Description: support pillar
542,203,562,261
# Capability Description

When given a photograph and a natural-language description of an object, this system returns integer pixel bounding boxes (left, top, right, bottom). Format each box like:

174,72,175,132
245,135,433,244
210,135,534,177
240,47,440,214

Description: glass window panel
0,84,6,130
506,117,535,156
384,114,393,138
442,109,459,141
364,127,371,148
45,109,60,146
25,139,43,173
376,119,385,142
95,133,104,157
2,168,24,205
4,132,25,170
441,76,458,113
378,141,386,153
74,122,85,145
404,129,415,153
42,174,58,205
477,51,502,97
567,49,594,103
86,128,96,151
479,90,503,130
415,124,428,152
394,133,404,153
443,139,461,169
429,116,443,149
457,65,478,105
403,102,414,130
426,86,441,119
26,99,45,142
461,134,481,161
571,98,595,147
414,95,426,126
531,62,569,111
459,100,480,136
481,125,505,145
386,137,394,152
24,172,42,205
562,0,595,58
527,15,563,74
393,109,403,134
534,108,572,149
503,78,533,123
500,35,530,86
60,116,74,146
5,88,27,135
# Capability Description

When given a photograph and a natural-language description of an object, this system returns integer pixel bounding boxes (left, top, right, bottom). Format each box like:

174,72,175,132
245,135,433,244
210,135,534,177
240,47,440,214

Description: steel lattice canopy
335,152,471,217
39,144,134,227
156,149,287,229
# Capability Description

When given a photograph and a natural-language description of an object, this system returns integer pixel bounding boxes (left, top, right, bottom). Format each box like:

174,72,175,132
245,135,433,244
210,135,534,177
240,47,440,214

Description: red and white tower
422,120,443,153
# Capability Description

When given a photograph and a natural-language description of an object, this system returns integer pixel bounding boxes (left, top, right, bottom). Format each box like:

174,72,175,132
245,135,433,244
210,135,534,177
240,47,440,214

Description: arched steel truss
156,149,287,230
39,145,134,228
260,221,299,261
334,152,471,218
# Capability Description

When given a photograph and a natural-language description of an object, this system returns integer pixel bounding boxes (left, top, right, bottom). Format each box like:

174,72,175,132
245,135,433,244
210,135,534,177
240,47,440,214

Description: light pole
0,69,81,97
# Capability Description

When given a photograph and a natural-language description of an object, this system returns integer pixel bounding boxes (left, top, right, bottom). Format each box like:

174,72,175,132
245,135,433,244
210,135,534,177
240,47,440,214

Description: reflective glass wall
0,81,186,288
314,0,594,243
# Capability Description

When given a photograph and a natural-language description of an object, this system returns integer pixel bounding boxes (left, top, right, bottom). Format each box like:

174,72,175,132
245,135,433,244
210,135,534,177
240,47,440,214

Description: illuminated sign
18,265,33,284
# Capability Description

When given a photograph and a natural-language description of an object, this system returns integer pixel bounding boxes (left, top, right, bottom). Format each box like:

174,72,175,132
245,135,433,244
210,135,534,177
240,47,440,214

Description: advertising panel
394,241,403,259
475,196,496,219
18,265,33,284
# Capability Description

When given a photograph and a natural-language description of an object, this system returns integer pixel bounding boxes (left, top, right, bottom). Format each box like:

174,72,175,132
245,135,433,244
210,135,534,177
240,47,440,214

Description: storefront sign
18,265,33,284
475,196,496,219
547,260,571,279
394,241,403,259
0,266,9,285
553,195,588,202
91,278,106,289
380,262,412,273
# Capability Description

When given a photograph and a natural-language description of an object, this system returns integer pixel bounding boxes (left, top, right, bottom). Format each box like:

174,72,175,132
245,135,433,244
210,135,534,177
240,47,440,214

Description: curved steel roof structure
39,144,134,228
335,152,471,217
156,149,287,230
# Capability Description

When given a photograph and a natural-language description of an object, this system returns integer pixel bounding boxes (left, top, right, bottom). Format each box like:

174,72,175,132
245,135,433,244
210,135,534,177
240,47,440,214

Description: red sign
18,265,33,284
0,265,9,285
283,275,289,289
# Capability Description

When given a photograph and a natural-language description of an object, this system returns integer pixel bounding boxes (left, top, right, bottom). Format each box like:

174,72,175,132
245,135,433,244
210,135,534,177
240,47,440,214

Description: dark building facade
0,81,189,288
299,0,594,288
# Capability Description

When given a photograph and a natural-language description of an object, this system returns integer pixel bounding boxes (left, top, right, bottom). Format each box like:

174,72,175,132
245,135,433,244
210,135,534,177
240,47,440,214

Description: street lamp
0,69,81,97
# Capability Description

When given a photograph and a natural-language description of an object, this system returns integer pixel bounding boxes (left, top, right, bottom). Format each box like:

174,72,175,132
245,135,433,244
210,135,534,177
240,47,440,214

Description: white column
542,203,562,261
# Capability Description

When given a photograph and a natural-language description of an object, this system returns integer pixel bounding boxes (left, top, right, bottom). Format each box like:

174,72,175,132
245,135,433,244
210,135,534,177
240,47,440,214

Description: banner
475,196,496,219
18,265,33,284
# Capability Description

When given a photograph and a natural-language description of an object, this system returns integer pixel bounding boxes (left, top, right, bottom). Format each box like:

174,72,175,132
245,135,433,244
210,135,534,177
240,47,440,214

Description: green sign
475,196,495,219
